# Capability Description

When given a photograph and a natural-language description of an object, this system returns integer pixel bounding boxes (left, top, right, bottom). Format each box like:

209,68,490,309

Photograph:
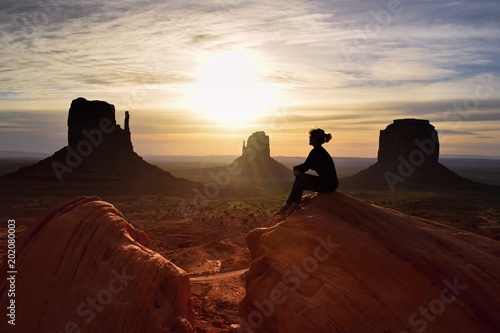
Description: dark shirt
293,146,338,187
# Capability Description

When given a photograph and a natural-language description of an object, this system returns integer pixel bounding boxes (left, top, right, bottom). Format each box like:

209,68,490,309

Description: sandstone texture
239,192,500,332
0,196,195,333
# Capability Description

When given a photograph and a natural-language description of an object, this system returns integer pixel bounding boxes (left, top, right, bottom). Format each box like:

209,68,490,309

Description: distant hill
5,154,499,186
144,155,238,164
441,154,500,159
0,151,51,158
440,158,500,186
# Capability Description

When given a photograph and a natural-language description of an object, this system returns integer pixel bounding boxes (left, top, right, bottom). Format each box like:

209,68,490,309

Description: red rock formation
1,97,200,193
230,131,291,180
342,119,475,191
67,97,133,152
242,131,271,158
378,119,439,163
0,197,195,333
240,192,500,333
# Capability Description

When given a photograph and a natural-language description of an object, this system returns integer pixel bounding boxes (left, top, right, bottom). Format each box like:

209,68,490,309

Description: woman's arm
293,150,314,174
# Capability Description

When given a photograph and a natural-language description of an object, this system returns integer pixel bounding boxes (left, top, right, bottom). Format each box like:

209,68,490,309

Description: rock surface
231,131,291,180
0,196,195,333
1,97,199,193
378,119,439,163
67,97,132,152
239,192,500,333
342,119,474,190
242,131,271,158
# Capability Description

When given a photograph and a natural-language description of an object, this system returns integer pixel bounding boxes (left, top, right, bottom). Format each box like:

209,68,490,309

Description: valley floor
0,178,499,331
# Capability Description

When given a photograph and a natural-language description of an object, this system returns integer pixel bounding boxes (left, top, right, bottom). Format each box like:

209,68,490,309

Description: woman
276,128,339,215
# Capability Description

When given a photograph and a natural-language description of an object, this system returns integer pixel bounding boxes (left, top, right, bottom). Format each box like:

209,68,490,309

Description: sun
189,50,279,125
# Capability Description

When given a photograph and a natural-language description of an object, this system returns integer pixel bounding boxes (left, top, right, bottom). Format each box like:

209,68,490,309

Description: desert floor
1,161,499,332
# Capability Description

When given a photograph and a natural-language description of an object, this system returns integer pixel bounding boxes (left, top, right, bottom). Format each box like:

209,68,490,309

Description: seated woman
276,128,339,215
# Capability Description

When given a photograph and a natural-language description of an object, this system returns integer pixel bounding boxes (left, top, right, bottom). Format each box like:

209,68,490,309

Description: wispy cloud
0,0,499,156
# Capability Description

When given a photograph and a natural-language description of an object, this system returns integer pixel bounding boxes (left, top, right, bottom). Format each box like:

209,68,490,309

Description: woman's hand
293,169,301,176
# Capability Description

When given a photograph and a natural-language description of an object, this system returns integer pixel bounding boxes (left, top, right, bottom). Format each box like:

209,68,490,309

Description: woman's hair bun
325,133,332,143
309,128,332,143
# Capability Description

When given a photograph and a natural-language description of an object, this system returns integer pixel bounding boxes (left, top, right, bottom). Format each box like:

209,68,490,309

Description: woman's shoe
285,202,301,215
275,203,291,215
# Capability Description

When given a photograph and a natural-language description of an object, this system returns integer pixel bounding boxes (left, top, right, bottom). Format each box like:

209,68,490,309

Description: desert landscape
0,99,499,332
1,1,500,332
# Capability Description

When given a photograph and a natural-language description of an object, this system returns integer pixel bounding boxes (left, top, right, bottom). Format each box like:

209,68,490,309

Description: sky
0,0,499,158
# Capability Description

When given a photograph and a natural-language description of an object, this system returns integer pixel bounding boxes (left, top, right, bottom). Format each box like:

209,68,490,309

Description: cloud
2,0,499,92
439,129,479,136
0,110,64,130
0,0,499,156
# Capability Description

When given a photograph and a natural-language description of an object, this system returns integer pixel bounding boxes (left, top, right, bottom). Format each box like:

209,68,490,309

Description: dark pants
286,173,338,204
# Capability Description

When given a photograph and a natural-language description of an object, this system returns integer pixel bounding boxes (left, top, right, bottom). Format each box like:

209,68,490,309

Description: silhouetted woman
276,128,339,215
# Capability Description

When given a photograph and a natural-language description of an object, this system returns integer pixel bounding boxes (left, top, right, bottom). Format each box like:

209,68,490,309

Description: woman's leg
287,173,327,204
277,173,336,214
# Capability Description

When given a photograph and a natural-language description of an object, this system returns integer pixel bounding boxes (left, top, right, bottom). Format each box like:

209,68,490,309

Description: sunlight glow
189,50,280,125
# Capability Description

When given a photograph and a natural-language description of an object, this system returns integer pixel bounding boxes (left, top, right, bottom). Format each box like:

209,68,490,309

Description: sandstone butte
240,192,500,333
0,196,194,333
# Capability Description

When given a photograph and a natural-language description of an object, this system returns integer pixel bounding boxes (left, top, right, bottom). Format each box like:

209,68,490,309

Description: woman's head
309,128,332,146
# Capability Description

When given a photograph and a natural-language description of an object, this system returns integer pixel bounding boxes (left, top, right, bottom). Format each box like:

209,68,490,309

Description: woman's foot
275,202,302,216
285,202,301,215
275,203,291,215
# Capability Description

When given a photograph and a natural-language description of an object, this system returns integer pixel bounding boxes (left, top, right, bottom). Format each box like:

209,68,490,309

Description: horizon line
1,151,500,160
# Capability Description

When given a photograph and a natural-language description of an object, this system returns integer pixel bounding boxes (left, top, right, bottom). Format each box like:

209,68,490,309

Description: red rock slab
240,192,500,333
0,196,194,333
